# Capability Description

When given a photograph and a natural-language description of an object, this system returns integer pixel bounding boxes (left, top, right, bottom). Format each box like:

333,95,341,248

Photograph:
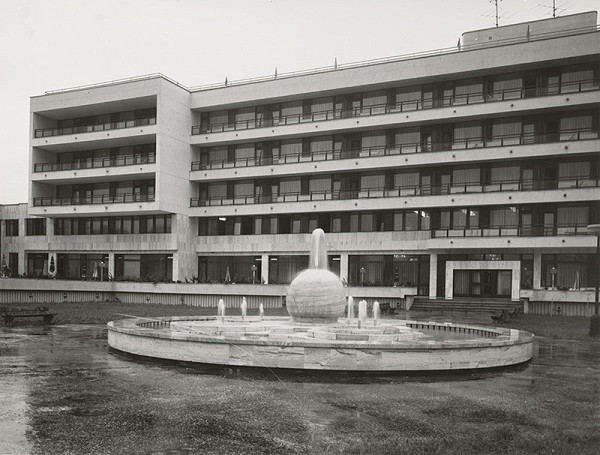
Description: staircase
410,297,523,314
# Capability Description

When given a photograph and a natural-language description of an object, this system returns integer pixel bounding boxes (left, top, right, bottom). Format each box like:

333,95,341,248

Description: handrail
191,78,599,135
432,224,590,238
190,176,599,207
190,128,599,171
34,154,156,173
33,193,155,207
34,116,156,138
42,73,184,96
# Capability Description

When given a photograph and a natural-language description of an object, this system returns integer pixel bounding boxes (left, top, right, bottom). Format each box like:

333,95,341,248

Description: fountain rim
108,315,534,351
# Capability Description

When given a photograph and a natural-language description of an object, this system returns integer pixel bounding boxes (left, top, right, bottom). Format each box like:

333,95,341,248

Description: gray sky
0,0,597,204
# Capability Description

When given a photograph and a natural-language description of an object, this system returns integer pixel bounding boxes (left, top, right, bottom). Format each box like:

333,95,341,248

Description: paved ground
0,313,598,454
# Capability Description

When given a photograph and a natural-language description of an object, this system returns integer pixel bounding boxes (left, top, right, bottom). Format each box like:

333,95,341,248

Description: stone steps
411,297,523,313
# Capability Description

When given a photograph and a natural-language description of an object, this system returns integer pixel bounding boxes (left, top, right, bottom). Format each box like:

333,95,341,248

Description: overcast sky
0,0,597,204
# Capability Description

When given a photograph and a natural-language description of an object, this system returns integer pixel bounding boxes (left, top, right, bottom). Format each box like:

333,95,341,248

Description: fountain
108,229,534,372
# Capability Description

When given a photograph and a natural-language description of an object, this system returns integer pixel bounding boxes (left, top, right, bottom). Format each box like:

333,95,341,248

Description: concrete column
261,253,269,284
19,218,25,238
429,253,438,299
511,264,521,302
19,251,26,276
108,253,115,280
172,251,180,282
445,263,453,300
533,250,542,289
339,253,349,283
45,217,53,237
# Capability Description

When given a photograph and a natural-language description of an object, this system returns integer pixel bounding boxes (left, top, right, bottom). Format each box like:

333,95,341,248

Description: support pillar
339,253,349,283
108,253,115,280
429,253,438,299
261,253,269,284
533,250,542,289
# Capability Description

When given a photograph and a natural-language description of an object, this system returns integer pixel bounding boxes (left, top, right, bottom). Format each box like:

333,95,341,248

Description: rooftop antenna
493,0,502,27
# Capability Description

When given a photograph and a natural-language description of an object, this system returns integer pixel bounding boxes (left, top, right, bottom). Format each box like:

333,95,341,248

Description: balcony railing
432,224,590,238
190,176,600,207
33,193,155,207
191,128,599,171
34,116,156,138
191,79,599,135
34,154,156,173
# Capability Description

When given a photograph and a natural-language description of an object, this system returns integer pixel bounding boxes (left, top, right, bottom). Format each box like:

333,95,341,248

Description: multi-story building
1,11,599,310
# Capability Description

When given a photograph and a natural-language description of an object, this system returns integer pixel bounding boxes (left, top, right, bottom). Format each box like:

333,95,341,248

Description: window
542,254,593,289
26,218,46,236
557,206,588,234
54,215,171,235
561,67,596,93
268,255,308,284
490,74,523,101
5,219,18,236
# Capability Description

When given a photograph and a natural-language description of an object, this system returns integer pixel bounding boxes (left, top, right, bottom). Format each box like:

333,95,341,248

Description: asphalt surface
1,316,599,454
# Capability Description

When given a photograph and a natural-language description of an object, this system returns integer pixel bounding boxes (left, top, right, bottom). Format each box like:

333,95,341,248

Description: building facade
1,12,599,308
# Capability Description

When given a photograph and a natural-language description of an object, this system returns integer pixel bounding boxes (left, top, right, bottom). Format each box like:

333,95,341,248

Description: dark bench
0,306,56,327
378,302,395,315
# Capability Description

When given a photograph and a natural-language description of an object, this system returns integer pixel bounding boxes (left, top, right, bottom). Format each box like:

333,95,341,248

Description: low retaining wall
0,279,416,309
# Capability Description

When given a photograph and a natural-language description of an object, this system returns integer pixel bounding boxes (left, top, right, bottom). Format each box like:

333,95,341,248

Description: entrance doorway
453,270,512,297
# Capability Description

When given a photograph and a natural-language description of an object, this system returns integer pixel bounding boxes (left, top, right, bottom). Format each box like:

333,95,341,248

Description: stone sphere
286,268,346,323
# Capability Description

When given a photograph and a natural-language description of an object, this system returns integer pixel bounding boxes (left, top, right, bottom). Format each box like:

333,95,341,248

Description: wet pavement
1,317,599,455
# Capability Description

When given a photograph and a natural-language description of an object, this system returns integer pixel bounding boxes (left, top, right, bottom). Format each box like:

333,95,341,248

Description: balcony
191,176,600,207
191,128,599,171
34,116,156,139
191,79,599,135
33,193,155,207
34,153,156,173
432,224,590,238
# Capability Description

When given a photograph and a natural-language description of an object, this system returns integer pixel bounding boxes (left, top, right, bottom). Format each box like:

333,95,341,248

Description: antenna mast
492,0,502,27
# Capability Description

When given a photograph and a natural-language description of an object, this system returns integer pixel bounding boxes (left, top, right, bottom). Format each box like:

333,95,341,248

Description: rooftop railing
190,175,599,207
191,128,599,171
38,24,599,96
34,116,156,139
34,153,156,173
188,24,600,91
33,193,155,207
191,79,599,135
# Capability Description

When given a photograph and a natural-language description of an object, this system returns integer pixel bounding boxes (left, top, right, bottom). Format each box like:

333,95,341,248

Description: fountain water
108,229,534,372
240,297,247,321
373,301,380,326
347,296,355,320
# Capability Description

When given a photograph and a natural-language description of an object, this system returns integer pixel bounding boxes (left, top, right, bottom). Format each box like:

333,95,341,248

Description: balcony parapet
191,176,600,208
432,224,590,238
191,79,599,135
191,128,599,171
33,193,155,207
34,154,156,173
34,116,156,139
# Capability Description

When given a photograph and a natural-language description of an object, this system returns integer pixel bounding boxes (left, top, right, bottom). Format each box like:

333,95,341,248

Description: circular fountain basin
108,316,534,372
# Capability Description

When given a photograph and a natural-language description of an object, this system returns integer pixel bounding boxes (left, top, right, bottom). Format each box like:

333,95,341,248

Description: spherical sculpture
287,268,346,323
286,228,346,323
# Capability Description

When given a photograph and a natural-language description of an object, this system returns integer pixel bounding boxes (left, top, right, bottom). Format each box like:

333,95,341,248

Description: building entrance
453,269,511,297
